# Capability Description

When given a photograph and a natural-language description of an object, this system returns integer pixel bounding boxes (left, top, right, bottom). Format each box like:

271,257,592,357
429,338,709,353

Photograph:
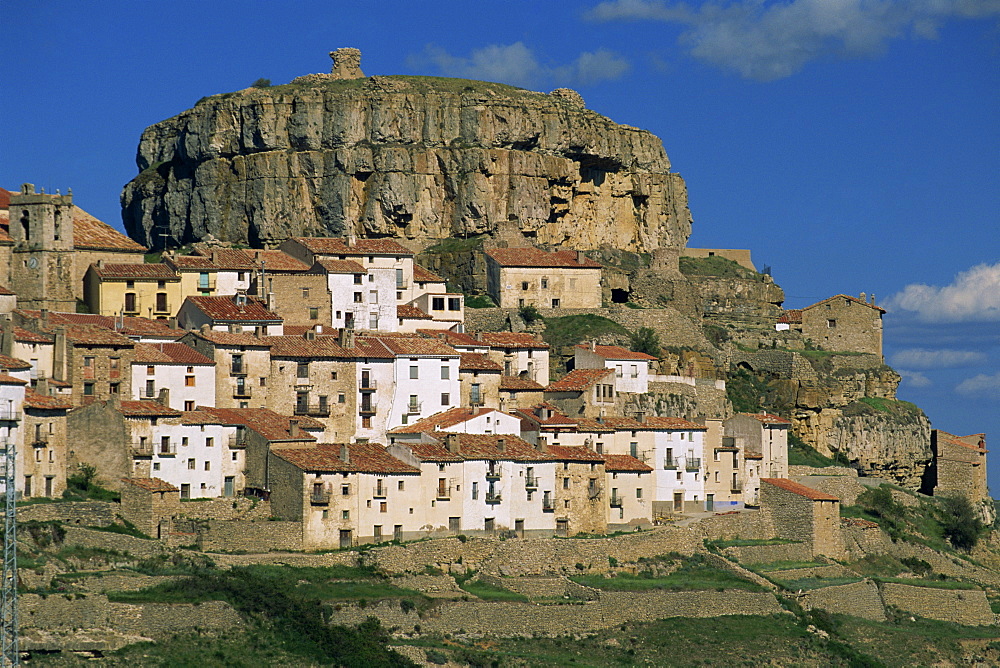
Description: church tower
10,183,77,311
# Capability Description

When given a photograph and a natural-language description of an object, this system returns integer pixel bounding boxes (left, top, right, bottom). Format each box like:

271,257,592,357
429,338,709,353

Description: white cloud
586,0,1000,80
891,348,987,369
408,43,629,88
956,371,1000,399
888,262,1000,323
898,370,932,388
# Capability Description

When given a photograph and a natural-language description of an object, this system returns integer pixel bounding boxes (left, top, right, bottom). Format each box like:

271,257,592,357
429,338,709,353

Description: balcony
372,486,387,499
485,491,502,505
227,434,249,449
230,365,246,377
524,474,538,489
485,468,501,481
294,403,331,417
609,493,623,507
197,279,217,291
542,498,555,512
156,443,177,456
130,442,154,457
358,380,378,392
663,457,676,470
730,482,743,494
233,386,252,399
588,485,602,500
0,409,22,422
436,485,451,500
359,404,376,416
405,401,422,415
685,458,702,472
31,435,49,448
310,490,331,505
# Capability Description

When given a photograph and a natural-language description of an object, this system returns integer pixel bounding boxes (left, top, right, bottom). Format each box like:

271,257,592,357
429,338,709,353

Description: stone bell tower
9,183,77,311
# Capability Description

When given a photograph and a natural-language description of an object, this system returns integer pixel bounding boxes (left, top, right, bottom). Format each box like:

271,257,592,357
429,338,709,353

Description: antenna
1,434,19,665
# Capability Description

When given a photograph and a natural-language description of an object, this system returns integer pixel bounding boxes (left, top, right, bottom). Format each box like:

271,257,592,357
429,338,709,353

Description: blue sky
3,1,998,489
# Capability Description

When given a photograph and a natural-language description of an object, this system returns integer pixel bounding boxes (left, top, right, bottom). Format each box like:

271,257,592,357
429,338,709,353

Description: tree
629,327,661,357
251,78,272,88
518,303,541,324
939,495,983,551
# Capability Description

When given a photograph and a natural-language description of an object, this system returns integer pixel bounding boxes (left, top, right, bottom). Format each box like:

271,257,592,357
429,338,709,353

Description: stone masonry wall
722,541,813,565
801,580,885,621
192,519,304,552
61,526,168,559
17,501,116,527
880,583,996,626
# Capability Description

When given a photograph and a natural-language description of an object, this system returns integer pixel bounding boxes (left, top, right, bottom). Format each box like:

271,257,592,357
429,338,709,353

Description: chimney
445,433,461,453
339,444,350,463
315,324,323,334
860,292,866,302
870,293,875,305
634,410,646,424
168,317,178,329
228,324,239,333
40,309,49,327
200,323,211,334
535,435,548,452
474,331,482,341
346,234,357,247
36,376,50,397
97,259,104,269
496,437,506,453
590,340,596,352
338,327,355,349
157,388,170,406
288,419,300,439
0,319,11,356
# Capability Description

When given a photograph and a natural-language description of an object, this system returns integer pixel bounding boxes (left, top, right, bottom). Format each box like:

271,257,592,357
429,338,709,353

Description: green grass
540,314,629,353
707,537,801,550
841,397,923,419
457,578,529,602
571,554,766,593
775,576,864,590
725,368,776,414
85,519,151,540
873,577,978,590
751,560,829,572
789,433,846,467
679,255,759,279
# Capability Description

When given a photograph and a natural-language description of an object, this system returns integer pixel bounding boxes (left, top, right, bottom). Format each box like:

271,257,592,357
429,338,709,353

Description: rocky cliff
122,66,692,251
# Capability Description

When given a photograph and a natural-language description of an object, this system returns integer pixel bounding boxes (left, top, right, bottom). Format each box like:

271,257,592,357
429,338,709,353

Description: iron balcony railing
227,434,249,449
524,474,538,489
310,490,331,505
436,485,451,500
372,486,387,499
685,458,702,471
130,442,154,457
0,409,22,422
609,493,623,507
295,403,331,417
405,400,422,414
358,380,377,391
485,467,501,481
233,385,252,398
588,485,602,500
485,491,502,505
663,457,677,470
542,497,555,511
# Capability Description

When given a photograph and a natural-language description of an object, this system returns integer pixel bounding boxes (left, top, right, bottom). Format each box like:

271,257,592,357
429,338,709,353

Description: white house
603,453,654,531
724,412,791,480
131,342,216,411
177,294,283,336
574,342,657,394
146,412,243,499
477,332,550,383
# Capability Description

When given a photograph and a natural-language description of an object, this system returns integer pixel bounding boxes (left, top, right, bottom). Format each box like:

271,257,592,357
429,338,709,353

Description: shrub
629,327,661,357
939,496,983,551
518,303,541,324
251,78,272,88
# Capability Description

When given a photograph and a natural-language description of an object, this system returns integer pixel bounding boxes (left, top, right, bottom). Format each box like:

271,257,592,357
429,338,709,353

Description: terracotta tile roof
602,454,654,472
0,188,10,210
841,517,880,529
0,285,13,295
640,416,708,431
165,254,219,270
0,354,32,371
413,265,445,282
263,335,348,358
397,304,433,320
369,336,458,357
178,410,228,426
395,440,464,463
0,373,27,386
23,388,73,410
738,412,792,426
13,327,53,343
777,310,802,324
71,208,146,252
274,442,419,474
292,237,413,256
546,444,606,462
311,258,366,274
89,263,179,280
546,368,614,392
185,296,282,323
251,250,310,272
47,378,72,388
486,247,602,269
418,330,485,349
500,375,544,391
935,430,987,453
459,353,502,372
192,248,258,270
745,450,763,460
122,477,179,493
196,406,322,442
119,400,182,418
563,417,615,433
513,405,576,428
576,344,656,361
59,325,134,347
17,311,183,340
187,330,270,347
803,294,886,314
761,478,839,501
387,406,508,435
429,433,555,462
132,342,214,366
476,332,549,349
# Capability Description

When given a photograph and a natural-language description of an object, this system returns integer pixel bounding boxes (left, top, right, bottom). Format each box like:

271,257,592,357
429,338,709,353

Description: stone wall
801,580,885,621
177,518,304,552
61,526,168,559
880,583,996,626
791,474,867,507
333,590,784,637
17,501,116,527
721,541,812,565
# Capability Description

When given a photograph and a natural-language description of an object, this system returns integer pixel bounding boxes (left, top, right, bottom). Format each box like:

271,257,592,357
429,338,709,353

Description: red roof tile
500,375,544,391
394,440,464,463
935,430,987,453
17,311,183,340
397,304,433,320
486,247,602,269
413,265,445,282
119,400,182,418
0,354,32,371
371,336,458,357
602,454,654,473
122,477,178,493
58,325,134,347
292,237,414,256
0,373,27,386
418,330,485,349
546,444,606,462
546,368,614,392
430,433,554,462
165,254,219,270
251,250,310,272
23,388,73,410
460,353,502,372
185,296,281,323
761,478,839,501
311,258,367,274
777,310,802,324
263,335,348,358
132,342,214,366
187,330,270,347
13,327,53,343
196,406,322,442
0,285,13,296
89,263,179,280
191,248,258,270
575,344,656,361
737,412,792,426
387,406,509,435
71,208,146,253
476,332,549,349
274,443,419,474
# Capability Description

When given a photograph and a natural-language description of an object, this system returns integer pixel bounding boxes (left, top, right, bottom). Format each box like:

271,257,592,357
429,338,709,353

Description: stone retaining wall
801,581,885,621
196,519,303,552
880,583,996,626
61,526,167,559
791,475,867,506
18,501,117,527
722,542,812,565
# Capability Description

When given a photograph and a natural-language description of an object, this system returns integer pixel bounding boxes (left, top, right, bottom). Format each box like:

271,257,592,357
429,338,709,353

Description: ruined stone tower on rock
330,48,364,79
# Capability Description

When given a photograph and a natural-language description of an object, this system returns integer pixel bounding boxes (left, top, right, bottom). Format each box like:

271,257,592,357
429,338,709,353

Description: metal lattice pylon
0,439,18,667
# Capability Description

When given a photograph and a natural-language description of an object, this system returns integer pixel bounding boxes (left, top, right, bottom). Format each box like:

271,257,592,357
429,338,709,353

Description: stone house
603,453,654,531
386,438,474,538
130,342,216,411
547,442,608,536
724,412,790,480
262,332,357,442
177,329,272,409
83,262,182,318
119,477,181,539
791,294,885,357
419,329,490,355
921,430,991,512
498,376,545,411
574,342,657,394
544,368,617,418
477,332,550,383
177,294,284,336
703,417,745,512
4,184,146,311
254,258,333,330
485,247,602,309
46,324,135,406
458,353,502,408
21,388,73,499
760,478,844,559
268,442,421,549
681,248,756,272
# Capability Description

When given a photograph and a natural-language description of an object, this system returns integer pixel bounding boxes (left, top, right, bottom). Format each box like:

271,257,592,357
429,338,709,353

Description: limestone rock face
121,77,692,251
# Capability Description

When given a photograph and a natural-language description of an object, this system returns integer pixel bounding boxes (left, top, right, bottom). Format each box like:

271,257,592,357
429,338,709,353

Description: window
440,366,449,380
322,510,329,519
636,488,644,499
521,281,529,290
83,382,95,396
124,293,136,312
342,485,350,495
302,288,310,299
238,272,246,282
541,277,548,289
109,382,120,394
231,354,244,374
188,458,196,470
338,393,346,404
309,307,318,320
470,383,482,405
630,365,638,378
630,442,638,458
398,480,405,491
184,400,195,411
441,392,449,405
472,482,479,500
448,297,461,311
342,510,350,519
562,477,570,489
827,319,836,328
297,362,309,379
259,377,266,386
126,280,135,289
362,416,372,429
184,375,195,387
354,274,363,284
206,437,214,447
374,525,382,541
551,298,560,308
369,290,378,303
155,292,168,313
432,297,445,311
369,314,378,329
152,462,160,471
354,292,362,303
396,268,404,288
409,366,419,379
380,502,387,513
